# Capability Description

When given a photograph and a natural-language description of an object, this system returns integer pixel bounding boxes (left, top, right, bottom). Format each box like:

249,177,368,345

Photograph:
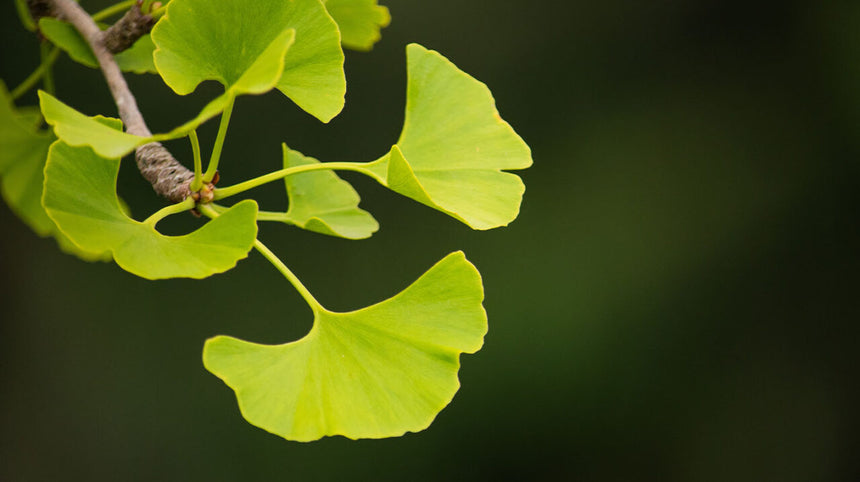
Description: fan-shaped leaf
43,140,259,279
0,81,107,261
39,87,234,159
39,90,145,158
278,145,378,239
373,44,532,230
153,0,344,122
204,251,486,441
323,0,390,51
39,17,157,74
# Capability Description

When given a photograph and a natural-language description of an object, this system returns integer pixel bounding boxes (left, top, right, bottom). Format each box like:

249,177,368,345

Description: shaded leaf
0,81,108,261
39,17,157,74
153,0,344,122
278,145,378,239
323,0,390,51
204,251,486,441
43,140,259,279
371,44,532,230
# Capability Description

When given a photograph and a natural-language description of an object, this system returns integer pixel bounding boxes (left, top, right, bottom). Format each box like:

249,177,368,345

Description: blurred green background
2,1,859,480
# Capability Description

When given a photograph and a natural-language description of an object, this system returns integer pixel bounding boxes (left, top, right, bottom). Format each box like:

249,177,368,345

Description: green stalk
213,160,383,201
10,47,60,100
254,210,290,222
253,238,324,313
143,197,195,227
39,42,56,95
203,95,235,183
189,129,203,191
196,203,324,312
92,0,137,21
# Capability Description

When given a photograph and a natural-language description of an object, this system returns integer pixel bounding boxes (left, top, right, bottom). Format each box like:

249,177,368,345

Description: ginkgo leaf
39,17,298,159
39,17,157,74
153,0,345,122
370,44,532,230
39,90,145,158
277,145,378,239
203,251,486,442
43,140,259,279
39,87,233,159
323,0,390,51
0,81,108,261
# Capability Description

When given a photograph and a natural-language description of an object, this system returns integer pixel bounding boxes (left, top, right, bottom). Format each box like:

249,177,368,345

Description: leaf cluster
0,0,531,442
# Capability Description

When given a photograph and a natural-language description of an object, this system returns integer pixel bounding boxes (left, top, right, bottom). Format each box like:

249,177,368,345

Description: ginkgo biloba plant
1,0,532,441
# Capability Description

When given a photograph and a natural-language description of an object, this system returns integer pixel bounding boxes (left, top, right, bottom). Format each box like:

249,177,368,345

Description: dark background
2,1,859,480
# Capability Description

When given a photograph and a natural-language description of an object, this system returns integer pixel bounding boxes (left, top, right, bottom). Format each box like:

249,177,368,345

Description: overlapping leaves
38,17,157,74
204,251,486,441
0,81,108,260
153,0,345,122
43,138,259,279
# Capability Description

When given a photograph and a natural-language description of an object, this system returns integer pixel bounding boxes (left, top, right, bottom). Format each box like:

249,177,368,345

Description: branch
50,0,195,202
103,1,155,54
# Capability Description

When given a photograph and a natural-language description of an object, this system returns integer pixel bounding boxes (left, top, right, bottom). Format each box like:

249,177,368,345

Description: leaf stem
197,203,324,312
39,41,56,95
189,129,203,191
10,47,60,100
214,160,383,201
254,210,290,222
143,197,195,226
253,238,324,313
92,0,137,21
204,95,235,183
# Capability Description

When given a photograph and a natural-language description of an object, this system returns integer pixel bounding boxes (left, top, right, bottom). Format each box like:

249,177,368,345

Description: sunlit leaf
153,0,344,122
43,140,259,279
371,44,532,230
278,145,378,239
39,90,145,158
323,0,390,51
0,81,108,261
204,251,486,441
39,87,233,159
39,17,157,74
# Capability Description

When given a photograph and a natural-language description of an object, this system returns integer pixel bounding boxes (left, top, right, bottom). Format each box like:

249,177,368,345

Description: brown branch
103,1,155,54
50,0,194,202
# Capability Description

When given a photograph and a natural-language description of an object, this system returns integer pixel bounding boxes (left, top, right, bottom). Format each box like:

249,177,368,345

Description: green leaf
278,145,378,239
204,251,486,441
43,140,259,279
372,44,532,230
39,90,146,158
0,80,108,261
323,0,390,51
39,89,234,159
38,17,158,74
153,0,344,122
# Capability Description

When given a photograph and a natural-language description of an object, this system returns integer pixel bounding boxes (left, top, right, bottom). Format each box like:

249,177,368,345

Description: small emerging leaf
0,81,107,261
373,44,533,230
323,0,390,51
204,251,486,441
39,17,158,74
153,0,344,122
278,145,378,239
43,140,259,279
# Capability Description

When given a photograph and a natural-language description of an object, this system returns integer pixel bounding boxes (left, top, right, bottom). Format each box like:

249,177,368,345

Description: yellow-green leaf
204,251,486,441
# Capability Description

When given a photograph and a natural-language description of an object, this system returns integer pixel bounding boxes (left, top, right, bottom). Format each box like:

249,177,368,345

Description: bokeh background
2,1,859,480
